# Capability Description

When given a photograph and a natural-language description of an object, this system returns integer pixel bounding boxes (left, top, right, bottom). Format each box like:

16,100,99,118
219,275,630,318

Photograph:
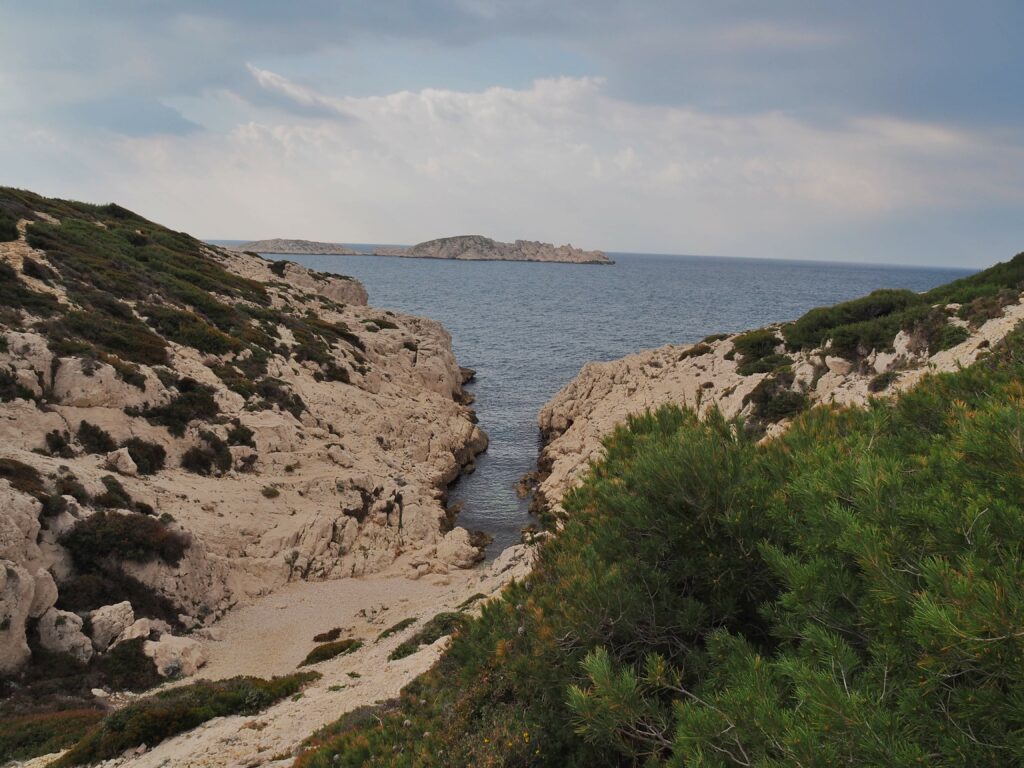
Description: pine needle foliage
296,322,1024,767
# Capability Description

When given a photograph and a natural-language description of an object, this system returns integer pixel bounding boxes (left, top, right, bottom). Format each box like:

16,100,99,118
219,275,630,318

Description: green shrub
296,322,1024,768
56,572,180,626
137,378,218,436
181,447,212,475
0,208,18,242
44,430,74,458
76,421,116,454
253,377,305,419
93,474,133,509
55,672,319,766
677,343,711,361
143,304,241,355
60,509,189,568
226,419,255,447
783,289,926,354
743,370,808,422
377,617,417,641
92,637,162,691
261,485,280,499
181,431,231,476
0,457,46,498
0,261,59,316
54,307,168,367
931,322,970,352
269,260,290,277
388,613,468,661
120,437,166,475
300,639,362,667
0,709,104,763
868,370,899,393
21,256,57,283
0,367,35,402
313,627,343,643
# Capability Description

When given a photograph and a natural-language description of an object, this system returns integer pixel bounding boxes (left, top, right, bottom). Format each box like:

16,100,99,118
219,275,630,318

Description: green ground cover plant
295,319,1024,767
55,672,319,766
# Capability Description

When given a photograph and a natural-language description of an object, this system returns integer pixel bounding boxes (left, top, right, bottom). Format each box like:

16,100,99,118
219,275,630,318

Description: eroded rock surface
535,297,1024,517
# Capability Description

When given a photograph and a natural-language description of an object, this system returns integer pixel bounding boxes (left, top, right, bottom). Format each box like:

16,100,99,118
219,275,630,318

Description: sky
1,2,1023,267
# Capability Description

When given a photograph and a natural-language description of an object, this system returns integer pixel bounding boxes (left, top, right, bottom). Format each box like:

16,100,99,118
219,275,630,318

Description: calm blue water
267,250,972,554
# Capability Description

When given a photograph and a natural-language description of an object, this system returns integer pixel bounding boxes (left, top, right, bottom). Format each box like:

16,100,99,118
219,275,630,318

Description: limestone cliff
0,189,487,676
374,234,612,264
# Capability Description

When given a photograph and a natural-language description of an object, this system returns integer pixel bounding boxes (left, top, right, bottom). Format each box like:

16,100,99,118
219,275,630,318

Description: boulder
113,617,153,647
435,527,484,569
89,601,135,651
0,561,34,673
105,447,138,476
824,356,852,376
28,568,58,618
144,634,206,677
38,607,93,663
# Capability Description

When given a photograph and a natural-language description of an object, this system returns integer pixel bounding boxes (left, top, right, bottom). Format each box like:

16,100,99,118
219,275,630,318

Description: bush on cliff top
295,321,1024,767
60,509,189,568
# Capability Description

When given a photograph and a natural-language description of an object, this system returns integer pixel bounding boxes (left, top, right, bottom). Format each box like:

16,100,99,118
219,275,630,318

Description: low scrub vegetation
76,420,116,454
60,509,189,568
300,639,363,667
136,377,219,436
781,252,1024,360
120,436,166,474
0,709,104,763
376,617,417,641
388,612,468,661
295,320,1024,767
54,672,319,766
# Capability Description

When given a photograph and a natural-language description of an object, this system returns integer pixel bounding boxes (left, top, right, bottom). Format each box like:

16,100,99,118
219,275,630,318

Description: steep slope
0,188,489,691
373,235,612,264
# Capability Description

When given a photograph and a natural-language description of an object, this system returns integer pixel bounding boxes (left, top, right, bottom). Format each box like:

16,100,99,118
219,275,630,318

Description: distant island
235,238,360,255
374,235,613,264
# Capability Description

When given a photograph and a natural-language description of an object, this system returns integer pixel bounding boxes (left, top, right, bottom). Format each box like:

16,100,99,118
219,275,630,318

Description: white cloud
9,73,1024,264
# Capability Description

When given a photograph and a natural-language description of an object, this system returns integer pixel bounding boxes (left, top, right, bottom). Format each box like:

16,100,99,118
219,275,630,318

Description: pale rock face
38,607,93,663
29,568,58,618
824,356,852,375
0,238,486,675
105,447,138,476
144,634,206,677
89,601,136,651
52,357,160,409
0,561,34,673
535,297,1024,518
435,527,484,569
113,617,153,647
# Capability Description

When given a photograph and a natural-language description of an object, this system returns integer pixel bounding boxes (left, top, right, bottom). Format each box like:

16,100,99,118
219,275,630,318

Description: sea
212,244,973,555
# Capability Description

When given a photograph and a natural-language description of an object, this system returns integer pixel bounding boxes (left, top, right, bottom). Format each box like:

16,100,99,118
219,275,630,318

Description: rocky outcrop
38,607,93,663
144,634,206,677
535,297,1024,518
235,239,360,256
374,235,612,264
0,188,488,675
89,601,135,651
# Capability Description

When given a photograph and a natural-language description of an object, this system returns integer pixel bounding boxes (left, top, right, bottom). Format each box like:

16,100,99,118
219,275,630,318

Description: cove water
275,251,971,555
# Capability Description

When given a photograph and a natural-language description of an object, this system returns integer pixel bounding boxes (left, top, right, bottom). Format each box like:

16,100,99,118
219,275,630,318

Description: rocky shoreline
0,191,495,686
531,294,1024,520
